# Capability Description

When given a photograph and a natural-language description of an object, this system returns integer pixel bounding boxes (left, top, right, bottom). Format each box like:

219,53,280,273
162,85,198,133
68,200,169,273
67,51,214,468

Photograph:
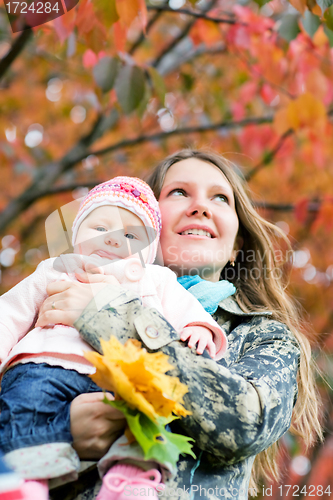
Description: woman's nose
186,199,212,219
104,233,122,247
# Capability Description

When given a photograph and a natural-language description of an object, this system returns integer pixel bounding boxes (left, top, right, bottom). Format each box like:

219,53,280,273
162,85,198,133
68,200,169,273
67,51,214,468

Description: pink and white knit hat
71,176,162,265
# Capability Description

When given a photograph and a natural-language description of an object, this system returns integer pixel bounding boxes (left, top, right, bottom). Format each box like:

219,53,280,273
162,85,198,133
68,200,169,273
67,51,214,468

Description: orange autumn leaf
311,198,333,233
273,108,290,135
113,21,127,52
138,0,147,34
53,9,76,43
313,25,330,47
84,337,191,422
287,93,326,130
274,93,326,134
84,22,107,53
116,0,140,28
190,19,222,47
76,0,96,34
305,69,328,99
294,198,309,224
61,7,76,29
289,0,307,14
310,4,322,16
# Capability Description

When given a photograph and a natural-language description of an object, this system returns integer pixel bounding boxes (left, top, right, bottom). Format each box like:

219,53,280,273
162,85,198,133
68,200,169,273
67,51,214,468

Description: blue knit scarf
177,275,236,315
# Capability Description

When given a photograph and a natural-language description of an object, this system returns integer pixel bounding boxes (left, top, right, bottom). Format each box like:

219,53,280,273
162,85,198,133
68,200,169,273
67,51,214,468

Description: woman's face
158,159,240,281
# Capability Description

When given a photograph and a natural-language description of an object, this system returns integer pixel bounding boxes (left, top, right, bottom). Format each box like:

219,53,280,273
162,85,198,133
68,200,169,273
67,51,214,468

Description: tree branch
36,181,101,197
246,109,333,182
233,48,295,100
158,41,226,76
0,114,273,234
0,109,118,234
245,129,294,181
129,10,163,55
147,5,239,25
152,0,218,69
92,115,273,158
0,28,33,80
25,181,322,217
254,201,320,212
0,2,243,235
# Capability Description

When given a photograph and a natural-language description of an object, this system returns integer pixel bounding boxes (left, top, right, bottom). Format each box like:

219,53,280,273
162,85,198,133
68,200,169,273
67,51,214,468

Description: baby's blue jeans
0,362,102,454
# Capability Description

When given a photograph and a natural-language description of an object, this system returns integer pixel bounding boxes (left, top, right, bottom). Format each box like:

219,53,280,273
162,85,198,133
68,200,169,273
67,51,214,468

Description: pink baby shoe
96,464,163,500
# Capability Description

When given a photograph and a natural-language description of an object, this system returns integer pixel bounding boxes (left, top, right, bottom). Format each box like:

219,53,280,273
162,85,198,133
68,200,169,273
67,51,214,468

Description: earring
230,259,235,267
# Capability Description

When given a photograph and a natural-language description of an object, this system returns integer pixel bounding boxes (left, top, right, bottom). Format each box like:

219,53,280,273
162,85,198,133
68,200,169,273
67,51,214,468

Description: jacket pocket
134,308,179,350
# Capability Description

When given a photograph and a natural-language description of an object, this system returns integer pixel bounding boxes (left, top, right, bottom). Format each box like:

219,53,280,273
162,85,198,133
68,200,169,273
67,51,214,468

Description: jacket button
145,326,159,338
124,260,144,282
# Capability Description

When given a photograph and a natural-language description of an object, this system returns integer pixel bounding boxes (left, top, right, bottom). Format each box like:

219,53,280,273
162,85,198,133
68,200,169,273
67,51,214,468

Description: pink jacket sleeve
0,260,54,362
153,267,228,360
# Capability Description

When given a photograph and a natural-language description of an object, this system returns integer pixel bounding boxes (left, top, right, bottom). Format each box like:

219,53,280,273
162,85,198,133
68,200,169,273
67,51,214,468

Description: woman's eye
214,194,229,203
169,188,186,197
95,226,107,232
125,233,137,240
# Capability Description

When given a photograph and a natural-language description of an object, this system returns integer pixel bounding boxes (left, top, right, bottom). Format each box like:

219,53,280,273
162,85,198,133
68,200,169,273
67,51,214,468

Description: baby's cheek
73,242,86,253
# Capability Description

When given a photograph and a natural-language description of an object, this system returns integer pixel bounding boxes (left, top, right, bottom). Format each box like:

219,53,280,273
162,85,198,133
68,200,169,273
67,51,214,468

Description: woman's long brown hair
146,149,322,492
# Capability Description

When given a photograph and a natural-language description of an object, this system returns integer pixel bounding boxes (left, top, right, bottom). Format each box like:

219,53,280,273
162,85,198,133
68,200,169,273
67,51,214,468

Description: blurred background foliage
0,0,333,496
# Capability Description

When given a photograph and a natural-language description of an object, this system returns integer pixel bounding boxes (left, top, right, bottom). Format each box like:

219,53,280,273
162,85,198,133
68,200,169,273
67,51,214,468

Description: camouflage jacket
50,286,300,500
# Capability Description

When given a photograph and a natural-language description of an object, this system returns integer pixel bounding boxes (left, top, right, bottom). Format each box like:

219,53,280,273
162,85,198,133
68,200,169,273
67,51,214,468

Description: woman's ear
235,236,243,251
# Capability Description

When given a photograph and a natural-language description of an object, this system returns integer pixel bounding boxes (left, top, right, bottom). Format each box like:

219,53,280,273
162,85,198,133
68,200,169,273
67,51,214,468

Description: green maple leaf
104,398,195,469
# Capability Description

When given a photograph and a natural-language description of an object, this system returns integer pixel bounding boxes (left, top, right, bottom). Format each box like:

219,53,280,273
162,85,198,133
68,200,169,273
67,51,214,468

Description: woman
37,150,321,499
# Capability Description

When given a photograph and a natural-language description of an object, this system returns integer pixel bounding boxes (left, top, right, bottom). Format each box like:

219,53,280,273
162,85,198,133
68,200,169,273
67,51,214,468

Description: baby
0,177,231,500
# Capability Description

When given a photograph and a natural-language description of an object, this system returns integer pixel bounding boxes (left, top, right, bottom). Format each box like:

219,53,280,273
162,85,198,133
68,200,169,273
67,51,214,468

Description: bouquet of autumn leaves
84,337,195,469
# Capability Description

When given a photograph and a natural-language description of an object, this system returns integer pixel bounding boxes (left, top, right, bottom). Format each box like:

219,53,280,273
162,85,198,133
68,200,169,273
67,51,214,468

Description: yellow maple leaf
287,93,326,131
84,337,191,421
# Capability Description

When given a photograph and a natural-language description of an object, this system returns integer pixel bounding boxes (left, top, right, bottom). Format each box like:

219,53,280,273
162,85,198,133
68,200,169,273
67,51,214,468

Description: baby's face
74,206,150,261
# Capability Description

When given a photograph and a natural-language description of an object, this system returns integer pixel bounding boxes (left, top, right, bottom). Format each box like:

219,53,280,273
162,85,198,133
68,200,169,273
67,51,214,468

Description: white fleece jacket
0,256,227,374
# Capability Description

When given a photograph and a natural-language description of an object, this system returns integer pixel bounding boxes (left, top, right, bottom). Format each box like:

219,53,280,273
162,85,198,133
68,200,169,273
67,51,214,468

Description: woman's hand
70,392,126,460
35,280,100,328
35,266,120,328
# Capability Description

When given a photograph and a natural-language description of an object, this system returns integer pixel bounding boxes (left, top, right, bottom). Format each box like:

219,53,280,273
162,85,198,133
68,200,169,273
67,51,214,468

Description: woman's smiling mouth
178,226,216,238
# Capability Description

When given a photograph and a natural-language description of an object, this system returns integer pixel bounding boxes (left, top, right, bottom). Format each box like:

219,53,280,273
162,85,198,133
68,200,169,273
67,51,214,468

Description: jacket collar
218,296,272,316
